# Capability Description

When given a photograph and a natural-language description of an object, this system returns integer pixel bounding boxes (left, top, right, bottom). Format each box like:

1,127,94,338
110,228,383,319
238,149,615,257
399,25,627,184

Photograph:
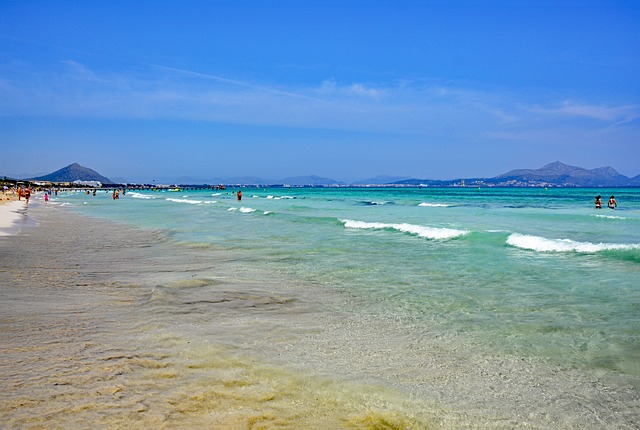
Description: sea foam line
228,207,257,213
418,202,451,207
129,192,156,200
266,195,295,200
340,219,468,240
363,201,391,205
592,214,626,220
506,233,640,253
166,198,202,204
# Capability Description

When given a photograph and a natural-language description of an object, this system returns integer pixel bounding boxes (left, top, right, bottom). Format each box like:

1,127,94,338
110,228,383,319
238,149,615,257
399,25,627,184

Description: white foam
239,207,256,213
592,214,625,220
129,192,156,200
266,195,294,200
506,233,640,253
419,202,450,207
166,198,202,205
340,219,468,240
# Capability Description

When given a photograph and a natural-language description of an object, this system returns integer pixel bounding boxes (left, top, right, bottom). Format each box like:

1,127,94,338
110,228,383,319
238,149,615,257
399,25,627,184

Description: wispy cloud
529,100,639,123
1,59,638,144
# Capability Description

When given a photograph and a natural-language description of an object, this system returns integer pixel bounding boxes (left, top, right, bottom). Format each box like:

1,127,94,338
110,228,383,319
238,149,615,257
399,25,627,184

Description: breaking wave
340,219,468,240
418,202,451,207
506,233,640,253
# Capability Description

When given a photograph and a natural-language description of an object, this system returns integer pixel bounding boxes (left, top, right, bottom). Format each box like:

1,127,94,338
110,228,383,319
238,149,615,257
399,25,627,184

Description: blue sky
1,0,638,183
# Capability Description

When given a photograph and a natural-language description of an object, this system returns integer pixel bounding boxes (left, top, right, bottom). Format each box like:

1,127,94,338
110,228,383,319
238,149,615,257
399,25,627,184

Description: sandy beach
0,190,27,236
2,195,638,429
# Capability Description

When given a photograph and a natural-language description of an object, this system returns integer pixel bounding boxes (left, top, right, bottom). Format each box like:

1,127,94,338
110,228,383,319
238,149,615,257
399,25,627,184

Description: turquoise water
57,187,640,383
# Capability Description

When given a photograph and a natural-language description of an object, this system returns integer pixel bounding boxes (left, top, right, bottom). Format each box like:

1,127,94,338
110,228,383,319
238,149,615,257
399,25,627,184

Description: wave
418,202,451,207
228,207,256,213
166,198,202,205
592,214,626,220
129,192,157,200
340,219,469,240
506,233,640,253
361,200,392,206
266,195,296,200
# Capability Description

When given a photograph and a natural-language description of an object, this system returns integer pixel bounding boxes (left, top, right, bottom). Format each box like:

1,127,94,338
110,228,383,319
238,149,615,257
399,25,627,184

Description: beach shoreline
1,201,638,429
0,204,439,429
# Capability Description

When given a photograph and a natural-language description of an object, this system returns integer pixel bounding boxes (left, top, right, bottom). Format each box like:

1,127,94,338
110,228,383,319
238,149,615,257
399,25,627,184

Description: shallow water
1,188,639,428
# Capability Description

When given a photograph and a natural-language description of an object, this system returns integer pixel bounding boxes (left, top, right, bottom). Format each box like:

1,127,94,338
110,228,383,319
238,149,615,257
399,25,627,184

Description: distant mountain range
19,161,640,187
494,161,639,187
395,161,640,187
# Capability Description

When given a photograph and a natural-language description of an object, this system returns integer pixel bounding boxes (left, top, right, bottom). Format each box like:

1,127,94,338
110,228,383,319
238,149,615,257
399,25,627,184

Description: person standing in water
608,195,617,209
237,190,242,201
595,195,602,209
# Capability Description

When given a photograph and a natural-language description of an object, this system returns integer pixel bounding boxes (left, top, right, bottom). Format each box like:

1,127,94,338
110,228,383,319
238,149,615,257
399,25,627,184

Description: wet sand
0,203,437,429
1,203,638,429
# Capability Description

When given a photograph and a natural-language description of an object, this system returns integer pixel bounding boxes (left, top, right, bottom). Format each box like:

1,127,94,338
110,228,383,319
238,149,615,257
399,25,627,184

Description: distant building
73,180,102,188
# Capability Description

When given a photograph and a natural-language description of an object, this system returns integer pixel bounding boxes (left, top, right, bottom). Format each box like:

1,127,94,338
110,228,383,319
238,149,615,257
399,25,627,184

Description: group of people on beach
16,187,32,203
2,185,61,204
595,195,617,209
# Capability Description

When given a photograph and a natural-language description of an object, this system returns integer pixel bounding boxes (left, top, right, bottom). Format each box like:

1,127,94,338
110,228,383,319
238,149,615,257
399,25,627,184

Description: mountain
352,175,411,185
23,161,638,187
280,175,345,186
391,162,639,187
495,161,634,187
31,163,115,184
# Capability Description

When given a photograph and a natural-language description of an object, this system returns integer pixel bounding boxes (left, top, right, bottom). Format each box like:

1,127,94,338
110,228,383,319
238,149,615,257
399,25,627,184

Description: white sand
0,200,27,236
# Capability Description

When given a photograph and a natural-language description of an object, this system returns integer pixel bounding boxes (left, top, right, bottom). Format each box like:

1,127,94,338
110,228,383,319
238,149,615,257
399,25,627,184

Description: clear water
47,186,640,427
58,187,640,378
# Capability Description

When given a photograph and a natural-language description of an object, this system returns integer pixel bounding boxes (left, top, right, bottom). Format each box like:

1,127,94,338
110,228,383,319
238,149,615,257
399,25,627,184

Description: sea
10,186,640,428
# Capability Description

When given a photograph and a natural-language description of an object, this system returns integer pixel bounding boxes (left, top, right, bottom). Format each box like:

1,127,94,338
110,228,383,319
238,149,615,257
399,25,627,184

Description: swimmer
607,195,617,209
595,195,602,209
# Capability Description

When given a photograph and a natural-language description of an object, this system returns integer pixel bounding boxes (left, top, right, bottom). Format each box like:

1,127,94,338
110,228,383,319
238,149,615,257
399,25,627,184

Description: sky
1,0,639,183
